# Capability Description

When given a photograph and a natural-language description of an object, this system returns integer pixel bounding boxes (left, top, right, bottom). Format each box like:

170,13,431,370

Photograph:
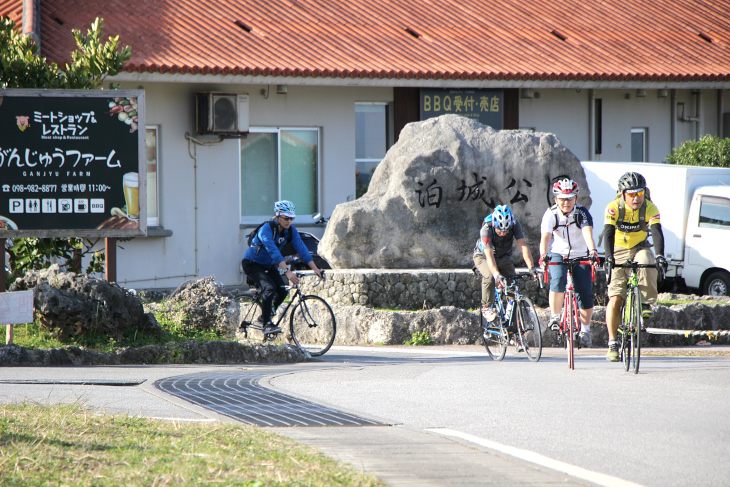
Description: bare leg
606,296,623,341
549,291,564,315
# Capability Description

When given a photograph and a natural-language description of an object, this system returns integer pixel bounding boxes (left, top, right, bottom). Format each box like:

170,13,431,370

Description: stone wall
325,302,730,348
299,269,608,310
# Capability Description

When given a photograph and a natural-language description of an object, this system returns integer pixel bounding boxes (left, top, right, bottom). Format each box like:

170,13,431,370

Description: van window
698,196,730,228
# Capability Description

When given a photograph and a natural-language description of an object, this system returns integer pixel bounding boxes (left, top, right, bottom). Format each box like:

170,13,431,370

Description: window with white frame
240,128,319,223
355,103,388,198
145,126,159,226
631,128,648,162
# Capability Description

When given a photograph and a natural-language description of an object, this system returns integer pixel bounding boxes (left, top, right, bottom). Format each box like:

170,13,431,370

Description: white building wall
99,81,725,289
519,89,589,160
110,82,392,288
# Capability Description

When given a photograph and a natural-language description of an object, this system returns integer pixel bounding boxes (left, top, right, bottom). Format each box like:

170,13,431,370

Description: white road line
426,428,645,487
329,346,485,356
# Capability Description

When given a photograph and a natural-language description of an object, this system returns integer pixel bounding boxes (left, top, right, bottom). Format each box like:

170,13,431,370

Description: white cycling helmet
274,200,296,218
552,178,579,199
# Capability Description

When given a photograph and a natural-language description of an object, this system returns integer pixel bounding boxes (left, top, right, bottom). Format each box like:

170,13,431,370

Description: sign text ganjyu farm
0,89,146,238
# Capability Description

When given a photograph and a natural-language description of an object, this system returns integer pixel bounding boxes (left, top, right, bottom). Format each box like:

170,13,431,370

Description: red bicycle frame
545,259,594,370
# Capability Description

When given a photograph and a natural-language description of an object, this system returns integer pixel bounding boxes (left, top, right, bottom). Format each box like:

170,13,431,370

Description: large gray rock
147,278,240,339
10,265,161,342
319,114,591,269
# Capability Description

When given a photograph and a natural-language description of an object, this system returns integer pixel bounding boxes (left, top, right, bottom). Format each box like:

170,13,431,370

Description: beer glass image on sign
123,172,139,220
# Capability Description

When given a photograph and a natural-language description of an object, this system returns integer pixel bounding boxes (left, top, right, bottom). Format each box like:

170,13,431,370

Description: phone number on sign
11,185,59,193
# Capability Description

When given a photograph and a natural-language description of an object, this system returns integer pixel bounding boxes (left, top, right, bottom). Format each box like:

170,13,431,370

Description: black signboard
420,88,503,129
0,89,146,237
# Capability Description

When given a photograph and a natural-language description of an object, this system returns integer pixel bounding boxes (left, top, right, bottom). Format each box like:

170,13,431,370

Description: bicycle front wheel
289,295,337,356
515,297,542,362
482,311,508,361
631,287,642,374
564,292,576,369
620,303,631,372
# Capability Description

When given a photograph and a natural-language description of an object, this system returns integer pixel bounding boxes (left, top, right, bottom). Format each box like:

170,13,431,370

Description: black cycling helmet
617,172,646,192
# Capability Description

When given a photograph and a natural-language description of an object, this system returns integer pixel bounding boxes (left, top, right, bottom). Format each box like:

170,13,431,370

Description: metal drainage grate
0,379,145,386
155,371,383,427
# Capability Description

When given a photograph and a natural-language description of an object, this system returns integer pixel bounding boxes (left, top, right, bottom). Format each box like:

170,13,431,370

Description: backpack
597,191,651,246
483,215,516,240
550,203,585,232
617,196,648,232
246,219,293,254
246,220,276,248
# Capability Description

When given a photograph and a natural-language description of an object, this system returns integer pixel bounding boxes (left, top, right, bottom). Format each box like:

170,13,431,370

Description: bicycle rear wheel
631,287,642,374
236,294,281,345
289,295,336,356
515,297,542,362
481,310,508,361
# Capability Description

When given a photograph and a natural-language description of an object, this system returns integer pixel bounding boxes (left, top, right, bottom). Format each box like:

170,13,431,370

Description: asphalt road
1,346,728,487
271,346,730,487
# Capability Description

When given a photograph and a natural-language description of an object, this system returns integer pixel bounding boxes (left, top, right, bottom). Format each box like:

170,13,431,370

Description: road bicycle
610,259,661,374
236,271,336,357
479,271,543,362
545,257,595,370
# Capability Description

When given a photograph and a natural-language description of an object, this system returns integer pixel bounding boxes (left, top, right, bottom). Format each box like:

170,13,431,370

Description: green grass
656,299,703,306
10,312,229,354
403,331,434,346
0,402,384,487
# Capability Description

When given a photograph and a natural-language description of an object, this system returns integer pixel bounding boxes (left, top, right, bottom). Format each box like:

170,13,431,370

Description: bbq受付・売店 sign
420,88,503,129
0,89,146,237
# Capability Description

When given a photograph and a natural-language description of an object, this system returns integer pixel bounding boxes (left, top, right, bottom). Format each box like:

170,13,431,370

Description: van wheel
702,271,730,296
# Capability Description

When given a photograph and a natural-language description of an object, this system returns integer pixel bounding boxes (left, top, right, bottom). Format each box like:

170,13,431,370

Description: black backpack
246,219,293,254
247,220,274,247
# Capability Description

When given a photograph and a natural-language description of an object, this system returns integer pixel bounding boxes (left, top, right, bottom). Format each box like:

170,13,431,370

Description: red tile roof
3,0,730,82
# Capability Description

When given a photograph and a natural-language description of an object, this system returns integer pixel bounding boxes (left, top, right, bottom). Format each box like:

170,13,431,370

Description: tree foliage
1,17,131,89
1,17,131,282
665,135,730,168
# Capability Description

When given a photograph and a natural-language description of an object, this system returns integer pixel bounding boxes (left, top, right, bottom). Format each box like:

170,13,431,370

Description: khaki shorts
473,253,515,306
608,246,658,304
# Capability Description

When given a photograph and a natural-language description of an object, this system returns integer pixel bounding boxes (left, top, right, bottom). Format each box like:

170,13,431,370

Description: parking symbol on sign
74,199,88,213
42,199,57,213
9,199,23,213
59,199,72,213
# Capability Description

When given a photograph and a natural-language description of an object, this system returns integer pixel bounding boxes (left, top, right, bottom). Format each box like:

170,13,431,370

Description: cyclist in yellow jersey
602,172,668,361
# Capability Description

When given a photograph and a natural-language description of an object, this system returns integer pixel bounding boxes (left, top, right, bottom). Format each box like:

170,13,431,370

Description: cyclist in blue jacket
242,200,324,334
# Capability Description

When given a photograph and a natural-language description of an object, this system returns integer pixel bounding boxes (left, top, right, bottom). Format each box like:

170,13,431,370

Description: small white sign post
0,290,34,345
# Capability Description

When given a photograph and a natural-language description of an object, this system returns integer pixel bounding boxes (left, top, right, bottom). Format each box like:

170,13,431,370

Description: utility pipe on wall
718,89,724,138
696,90,703,140
671,89,676,150
588,89,594,160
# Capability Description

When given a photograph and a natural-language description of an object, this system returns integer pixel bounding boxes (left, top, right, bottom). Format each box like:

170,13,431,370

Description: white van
582,161,730,296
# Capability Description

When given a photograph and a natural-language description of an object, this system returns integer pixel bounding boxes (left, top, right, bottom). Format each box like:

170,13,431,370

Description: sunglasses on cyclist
625,189,645,197
279,216,294,221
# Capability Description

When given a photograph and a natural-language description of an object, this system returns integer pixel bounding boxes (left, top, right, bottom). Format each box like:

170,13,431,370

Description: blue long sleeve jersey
242,219,313,267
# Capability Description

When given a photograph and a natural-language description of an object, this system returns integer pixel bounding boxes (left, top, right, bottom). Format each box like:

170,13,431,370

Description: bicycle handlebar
605,259,665,286
544,259,595,283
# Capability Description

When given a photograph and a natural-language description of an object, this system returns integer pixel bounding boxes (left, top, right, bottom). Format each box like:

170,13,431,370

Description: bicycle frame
546,258,594,370
482,272,543,362
613,260,655,373
239,272,315,339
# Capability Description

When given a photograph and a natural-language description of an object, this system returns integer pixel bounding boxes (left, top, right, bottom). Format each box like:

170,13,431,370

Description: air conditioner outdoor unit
195,92,249,135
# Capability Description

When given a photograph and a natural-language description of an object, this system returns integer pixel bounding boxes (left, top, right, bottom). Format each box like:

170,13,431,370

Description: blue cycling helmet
274,200,296,218
491,205,514,231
